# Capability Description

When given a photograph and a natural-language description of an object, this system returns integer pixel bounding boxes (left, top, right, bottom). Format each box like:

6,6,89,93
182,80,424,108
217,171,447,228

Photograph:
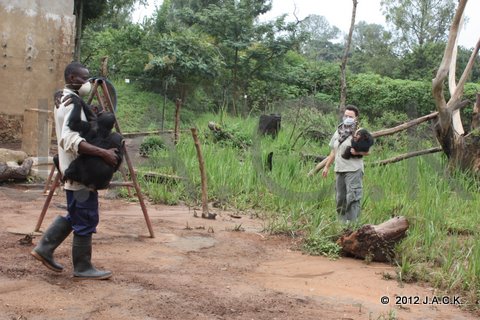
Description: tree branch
448,37,480,111
369,147,442,167
372,111,438,138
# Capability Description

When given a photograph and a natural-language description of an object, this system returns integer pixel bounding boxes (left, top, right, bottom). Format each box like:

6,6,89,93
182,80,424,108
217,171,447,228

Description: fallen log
337,216,409,262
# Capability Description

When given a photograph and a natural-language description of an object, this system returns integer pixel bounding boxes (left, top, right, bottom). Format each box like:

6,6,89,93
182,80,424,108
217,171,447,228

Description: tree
381,0,456,51
299,15,343,62
167,0,301,114
73,0,146,61
399,42,445,80
432,0,480,174
349,22,399,77
82,24,148,77
143,28,223,104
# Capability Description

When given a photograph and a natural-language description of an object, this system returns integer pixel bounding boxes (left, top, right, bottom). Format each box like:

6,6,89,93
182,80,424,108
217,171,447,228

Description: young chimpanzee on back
342,128,374,159
63,93,124,190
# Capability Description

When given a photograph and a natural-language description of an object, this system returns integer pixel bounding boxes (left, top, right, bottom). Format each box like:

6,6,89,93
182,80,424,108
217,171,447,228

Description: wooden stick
35,172,61,232
307,158,328,177
42,165,56,194
190,128,216,219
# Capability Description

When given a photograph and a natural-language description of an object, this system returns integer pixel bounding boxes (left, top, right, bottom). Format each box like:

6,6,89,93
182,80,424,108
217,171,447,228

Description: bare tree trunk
100,56,109,78
190,128,216,220
339,0,358,110
73,0,83,62
174,98,182,145
432,0,480,174
471,94,480,130
448,13,465,135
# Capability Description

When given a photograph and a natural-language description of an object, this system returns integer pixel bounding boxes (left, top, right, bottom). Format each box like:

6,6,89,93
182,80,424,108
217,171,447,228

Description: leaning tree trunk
432,0,480,174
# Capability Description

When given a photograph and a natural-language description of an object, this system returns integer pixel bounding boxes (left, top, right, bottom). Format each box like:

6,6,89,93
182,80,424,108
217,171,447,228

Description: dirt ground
0,184,477,320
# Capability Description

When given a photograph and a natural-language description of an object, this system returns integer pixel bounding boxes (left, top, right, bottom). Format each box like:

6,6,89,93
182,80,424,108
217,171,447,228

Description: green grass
115,85,480,309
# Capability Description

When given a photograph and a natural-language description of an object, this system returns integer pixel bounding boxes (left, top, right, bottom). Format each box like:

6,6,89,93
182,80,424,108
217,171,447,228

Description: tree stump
337,216,409,262
0,158,34,181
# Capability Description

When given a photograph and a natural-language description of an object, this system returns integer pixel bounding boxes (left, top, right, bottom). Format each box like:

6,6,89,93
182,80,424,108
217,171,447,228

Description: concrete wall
0,0,75,142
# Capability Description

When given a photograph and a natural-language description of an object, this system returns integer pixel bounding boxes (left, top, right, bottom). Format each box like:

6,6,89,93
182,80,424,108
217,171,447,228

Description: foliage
206,122,252,149
76,0,147,30
299,14,343,62
380,0,456,51
399,42,445,80
143,28,223,100
82,24,148,77
303,234,341,258
139,135,167,156
112,80,181,132
166,0,303,114
349,22,400,78
348,73,435,118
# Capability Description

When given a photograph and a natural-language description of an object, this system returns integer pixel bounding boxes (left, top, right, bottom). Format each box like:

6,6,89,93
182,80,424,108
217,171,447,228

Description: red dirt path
0,186,476,320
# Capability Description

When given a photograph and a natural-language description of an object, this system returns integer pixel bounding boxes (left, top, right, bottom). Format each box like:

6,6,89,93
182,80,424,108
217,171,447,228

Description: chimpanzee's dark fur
63,94,124,190
342,128,374,159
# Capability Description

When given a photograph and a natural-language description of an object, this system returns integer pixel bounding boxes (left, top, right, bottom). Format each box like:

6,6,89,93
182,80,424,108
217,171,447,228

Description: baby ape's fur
342,128,374,159
62,94,123,190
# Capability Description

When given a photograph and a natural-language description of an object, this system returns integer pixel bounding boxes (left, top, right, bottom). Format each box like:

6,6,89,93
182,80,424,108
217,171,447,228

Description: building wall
0,0,75,142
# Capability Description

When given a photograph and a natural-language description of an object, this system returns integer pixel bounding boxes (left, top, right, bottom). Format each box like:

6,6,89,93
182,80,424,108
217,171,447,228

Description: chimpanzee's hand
102,148,119,167
54,91,63,109
59,94,77,107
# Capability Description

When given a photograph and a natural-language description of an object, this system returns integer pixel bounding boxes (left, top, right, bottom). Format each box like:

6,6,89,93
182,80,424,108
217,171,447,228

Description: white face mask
78,81,92,97
343,117,355,126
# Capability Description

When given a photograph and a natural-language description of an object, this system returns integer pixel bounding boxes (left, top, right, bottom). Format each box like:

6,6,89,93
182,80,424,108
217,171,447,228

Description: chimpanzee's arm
67,95,91,136
350,149,369,156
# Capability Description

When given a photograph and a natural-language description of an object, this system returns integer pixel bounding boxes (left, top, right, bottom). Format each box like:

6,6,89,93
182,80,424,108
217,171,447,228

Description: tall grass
116,89,479,308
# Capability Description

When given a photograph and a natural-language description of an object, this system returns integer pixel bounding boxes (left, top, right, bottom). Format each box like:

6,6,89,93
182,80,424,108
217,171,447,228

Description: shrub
139,135,167,157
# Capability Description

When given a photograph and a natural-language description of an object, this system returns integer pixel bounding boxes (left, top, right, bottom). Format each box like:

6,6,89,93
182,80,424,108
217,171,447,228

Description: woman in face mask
322,105,370,223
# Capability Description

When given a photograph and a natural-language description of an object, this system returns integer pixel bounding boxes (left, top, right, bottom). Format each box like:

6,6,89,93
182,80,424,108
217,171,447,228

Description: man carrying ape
31,62,118,280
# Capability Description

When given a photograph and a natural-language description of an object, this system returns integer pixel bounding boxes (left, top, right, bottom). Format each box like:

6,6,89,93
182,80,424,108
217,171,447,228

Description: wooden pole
42,165,56,194
35,172,61,232
162,81,167,131
190,128,216,219
174,98,182,145
99,80,155,238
